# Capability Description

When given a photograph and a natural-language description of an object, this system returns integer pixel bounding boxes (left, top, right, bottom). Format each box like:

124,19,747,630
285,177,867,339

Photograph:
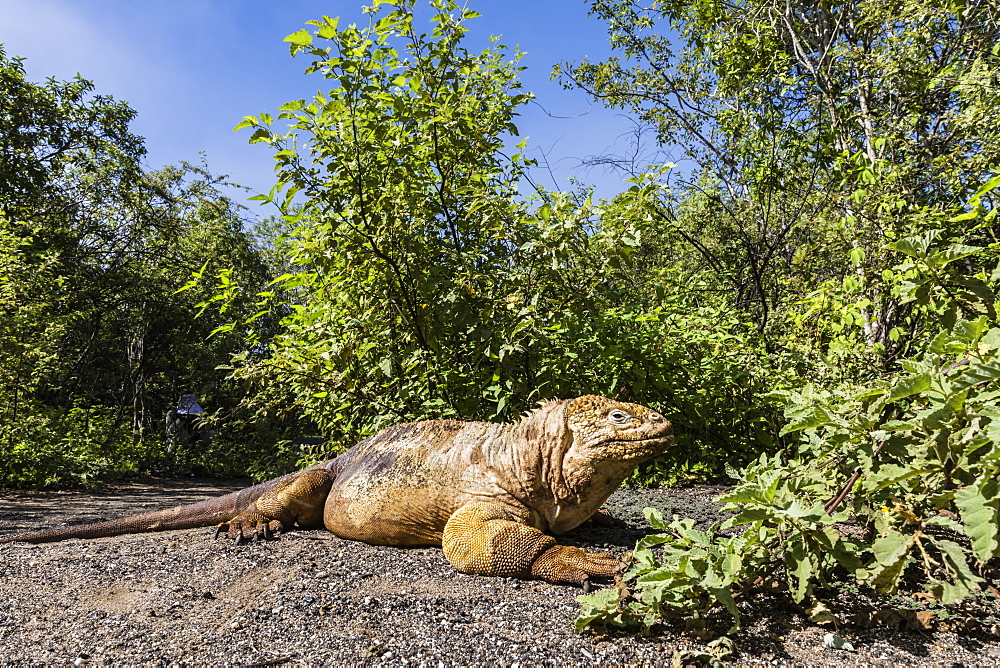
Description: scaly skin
0,396,672,586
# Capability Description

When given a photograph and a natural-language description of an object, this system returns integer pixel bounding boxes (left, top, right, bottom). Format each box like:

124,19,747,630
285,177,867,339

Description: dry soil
1,477,998,666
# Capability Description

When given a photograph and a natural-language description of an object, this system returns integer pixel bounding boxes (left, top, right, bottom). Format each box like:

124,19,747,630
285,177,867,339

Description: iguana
0,395,672,586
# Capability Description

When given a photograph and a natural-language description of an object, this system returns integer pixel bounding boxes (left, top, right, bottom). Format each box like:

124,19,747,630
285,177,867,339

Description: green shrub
577,175,1000,632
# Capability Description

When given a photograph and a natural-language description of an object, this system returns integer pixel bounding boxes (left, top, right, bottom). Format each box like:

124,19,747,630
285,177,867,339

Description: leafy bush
0,403,160,488
577,175,1000,632
205,0,789,484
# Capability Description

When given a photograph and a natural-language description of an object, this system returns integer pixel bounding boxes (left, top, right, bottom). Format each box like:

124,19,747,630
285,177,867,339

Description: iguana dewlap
0,396,672,586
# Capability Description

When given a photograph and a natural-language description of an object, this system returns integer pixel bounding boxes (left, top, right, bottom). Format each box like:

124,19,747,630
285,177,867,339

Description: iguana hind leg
442,502,623,586
215,468,335,544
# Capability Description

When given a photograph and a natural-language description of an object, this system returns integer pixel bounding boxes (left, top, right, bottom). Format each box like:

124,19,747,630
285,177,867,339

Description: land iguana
0,395,672,586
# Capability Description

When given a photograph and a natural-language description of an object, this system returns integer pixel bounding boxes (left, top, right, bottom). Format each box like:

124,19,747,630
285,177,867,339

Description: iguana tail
0,475,294,544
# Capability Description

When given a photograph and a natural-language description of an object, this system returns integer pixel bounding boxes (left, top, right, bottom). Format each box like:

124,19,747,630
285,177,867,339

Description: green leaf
930,580,971,605
716,487,764,505
952,275,996,314
953,479,1000,561
822,529,865,573
233,117,256,131
248,128,271,144
953,362,1000,392
868,464,937,493
634,533,675,552
932,538,982,604
925,514,964,532
785,539,815,603
916,405,954,431
636,567,683,585
707,586,741,628
284,29,313,46
869,531,915,594
574,589,622,632
779,406,837,436
970,173,1000,205
880,420,919,431
953,317,988,344
642,506,669,530
888,231,937,259
926,243,982,267
315,16,340,39
887,373,931,402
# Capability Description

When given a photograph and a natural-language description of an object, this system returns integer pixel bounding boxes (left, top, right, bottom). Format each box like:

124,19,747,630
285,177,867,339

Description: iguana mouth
618,436,672,445
617,435,673,455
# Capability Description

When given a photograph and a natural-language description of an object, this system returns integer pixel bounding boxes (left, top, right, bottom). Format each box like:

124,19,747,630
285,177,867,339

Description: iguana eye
608,409,633,425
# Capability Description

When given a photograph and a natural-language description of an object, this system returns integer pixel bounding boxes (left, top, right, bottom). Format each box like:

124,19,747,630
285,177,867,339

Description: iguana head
502,395,672,533
563,395,673,468
516,395,672,533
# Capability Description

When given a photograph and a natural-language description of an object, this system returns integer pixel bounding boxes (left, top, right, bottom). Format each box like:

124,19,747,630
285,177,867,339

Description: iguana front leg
216,469,335,544
441,502,622,586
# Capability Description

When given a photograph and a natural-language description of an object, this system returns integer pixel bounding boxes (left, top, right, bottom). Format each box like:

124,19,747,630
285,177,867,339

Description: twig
824,440,887,516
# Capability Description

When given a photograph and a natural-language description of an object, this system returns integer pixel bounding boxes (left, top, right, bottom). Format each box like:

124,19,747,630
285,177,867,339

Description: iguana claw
530,545,623,586
213,513,286,546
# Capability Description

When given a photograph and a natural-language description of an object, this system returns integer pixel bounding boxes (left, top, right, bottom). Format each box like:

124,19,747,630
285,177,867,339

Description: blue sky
0,0,658,211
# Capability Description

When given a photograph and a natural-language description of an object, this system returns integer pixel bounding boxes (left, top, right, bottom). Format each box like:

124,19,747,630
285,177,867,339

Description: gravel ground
1,477,999,666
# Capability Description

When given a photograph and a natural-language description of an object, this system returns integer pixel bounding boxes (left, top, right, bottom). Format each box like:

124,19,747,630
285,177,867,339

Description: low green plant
576,508,769,633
